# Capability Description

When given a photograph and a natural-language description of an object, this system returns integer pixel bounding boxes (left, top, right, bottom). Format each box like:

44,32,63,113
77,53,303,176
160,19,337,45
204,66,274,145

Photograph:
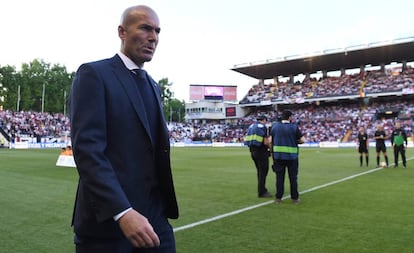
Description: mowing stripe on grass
173,157,412,233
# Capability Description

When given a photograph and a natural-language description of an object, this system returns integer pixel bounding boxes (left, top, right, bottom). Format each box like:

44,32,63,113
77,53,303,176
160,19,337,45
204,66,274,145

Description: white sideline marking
173,199,272,232
173,158,411,233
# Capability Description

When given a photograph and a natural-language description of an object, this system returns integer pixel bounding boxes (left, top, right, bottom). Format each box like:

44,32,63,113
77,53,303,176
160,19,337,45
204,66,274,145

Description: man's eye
141,25,161,34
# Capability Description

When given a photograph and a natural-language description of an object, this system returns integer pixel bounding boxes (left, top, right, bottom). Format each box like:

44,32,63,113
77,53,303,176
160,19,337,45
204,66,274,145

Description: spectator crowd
1,67,413,145
0,110,70,142
240,66,414,104
166,99,414,144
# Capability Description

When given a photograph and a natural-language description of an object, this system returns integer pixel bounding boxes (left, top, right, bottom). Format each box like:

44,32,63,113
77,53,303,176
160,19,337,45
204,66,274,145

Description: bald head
120,5,158,27
118,5,160,67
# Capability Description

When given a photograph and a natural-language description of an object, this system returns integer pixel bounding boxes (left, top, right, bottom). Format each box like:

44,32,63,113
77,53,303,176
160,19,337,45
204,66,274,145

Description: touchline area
173,157,413,233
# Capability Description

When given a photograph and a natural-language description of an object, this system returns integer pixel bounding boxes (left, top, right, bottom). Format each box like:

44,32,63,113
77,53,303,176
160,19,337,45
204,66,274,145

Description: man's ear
118,25,126,38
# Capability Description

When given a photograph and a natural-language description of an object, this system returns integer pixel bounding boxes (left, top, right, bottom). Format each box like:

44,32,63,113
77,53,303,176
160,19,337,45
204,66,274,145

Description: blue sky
1,0,413,101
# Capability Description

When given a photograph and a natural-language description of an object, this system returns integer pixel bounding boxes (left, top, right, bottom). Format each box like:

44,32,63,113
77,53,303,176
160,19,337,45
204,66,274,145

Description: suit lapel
110,56,153,143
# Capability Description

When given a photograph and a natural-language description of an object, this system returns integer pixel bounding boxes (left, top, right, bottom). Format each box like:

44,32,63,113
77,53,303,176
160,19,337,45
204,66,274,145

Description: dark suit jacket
69,55,178,239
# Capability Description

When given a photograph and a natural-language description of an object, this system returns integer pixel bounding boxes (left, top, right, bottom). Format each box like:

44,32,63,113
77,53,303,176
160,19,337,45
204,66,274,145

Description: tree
1,60,182,120
158,77,185,122
0,65,19,110
0,59,74,113
44,64,74,113
166,98,186,122
158,78,173,107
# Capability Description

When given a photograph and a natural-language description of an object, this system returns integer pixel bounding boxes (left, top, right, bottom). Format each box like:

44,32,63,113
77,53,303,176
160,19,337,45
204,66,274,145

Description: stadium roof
231,36,414,80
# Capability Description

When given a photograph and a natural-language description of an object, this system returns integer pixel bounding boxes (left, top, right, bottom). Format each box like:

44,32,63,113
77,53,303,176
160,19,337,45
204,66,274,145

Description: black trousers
393,145,406,167
250,147,269,196
273,159,299,200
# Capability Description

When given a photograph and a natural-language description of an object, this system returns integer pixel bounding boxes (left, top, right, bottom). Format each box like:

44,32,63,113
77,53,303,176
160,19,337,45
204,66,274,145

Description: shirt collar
117,52,141,71
281,120,290,123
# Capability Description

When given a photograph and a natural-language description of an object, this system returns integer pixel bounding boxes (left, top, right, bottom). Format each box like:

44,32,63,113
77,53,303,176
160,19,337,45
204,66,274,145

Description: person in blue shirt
244,115,272,198
270,110,305,204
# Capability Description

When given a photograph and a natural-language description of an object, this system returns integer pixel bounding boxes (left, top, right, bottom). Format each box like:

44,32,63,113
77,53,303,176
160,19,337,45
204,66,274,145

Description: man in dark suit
69,5,179,253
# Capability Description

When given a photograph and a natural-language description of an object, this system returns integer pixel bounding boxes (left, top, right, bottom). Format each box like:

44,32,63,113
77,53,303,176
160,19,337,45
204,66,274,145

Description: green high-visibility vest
273,145,298,154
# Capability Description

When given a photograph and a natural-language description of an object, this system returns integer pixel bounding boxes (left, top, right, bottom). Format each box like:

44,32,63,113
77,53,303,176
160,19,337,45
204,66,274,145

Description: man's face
119,9,160,67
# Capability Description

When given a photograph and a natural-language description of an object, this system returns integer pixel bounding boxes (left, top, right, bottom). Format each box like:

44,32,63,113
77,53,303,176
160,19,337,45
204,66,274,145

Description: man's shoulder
78,55,120,70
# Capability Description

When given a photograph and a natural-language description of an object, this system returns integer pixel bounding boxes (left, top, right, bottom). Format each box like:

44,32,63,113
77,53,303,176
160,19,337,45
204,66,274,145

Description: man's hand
118,209,160,248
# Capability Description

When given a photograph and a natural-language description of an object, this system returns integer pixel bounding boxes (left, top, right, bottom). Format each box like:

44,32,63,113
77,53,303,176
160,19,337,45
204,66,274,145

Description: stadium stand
239,66,414,104
1,71,413,146
0,110,70,144
1,38,414,147
166,97,414,144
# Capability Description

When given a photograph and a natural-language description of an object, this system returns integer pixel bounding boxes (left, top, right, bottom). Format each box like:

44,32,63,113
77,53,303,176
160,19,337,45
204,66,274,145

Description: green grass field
1,147,413,252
